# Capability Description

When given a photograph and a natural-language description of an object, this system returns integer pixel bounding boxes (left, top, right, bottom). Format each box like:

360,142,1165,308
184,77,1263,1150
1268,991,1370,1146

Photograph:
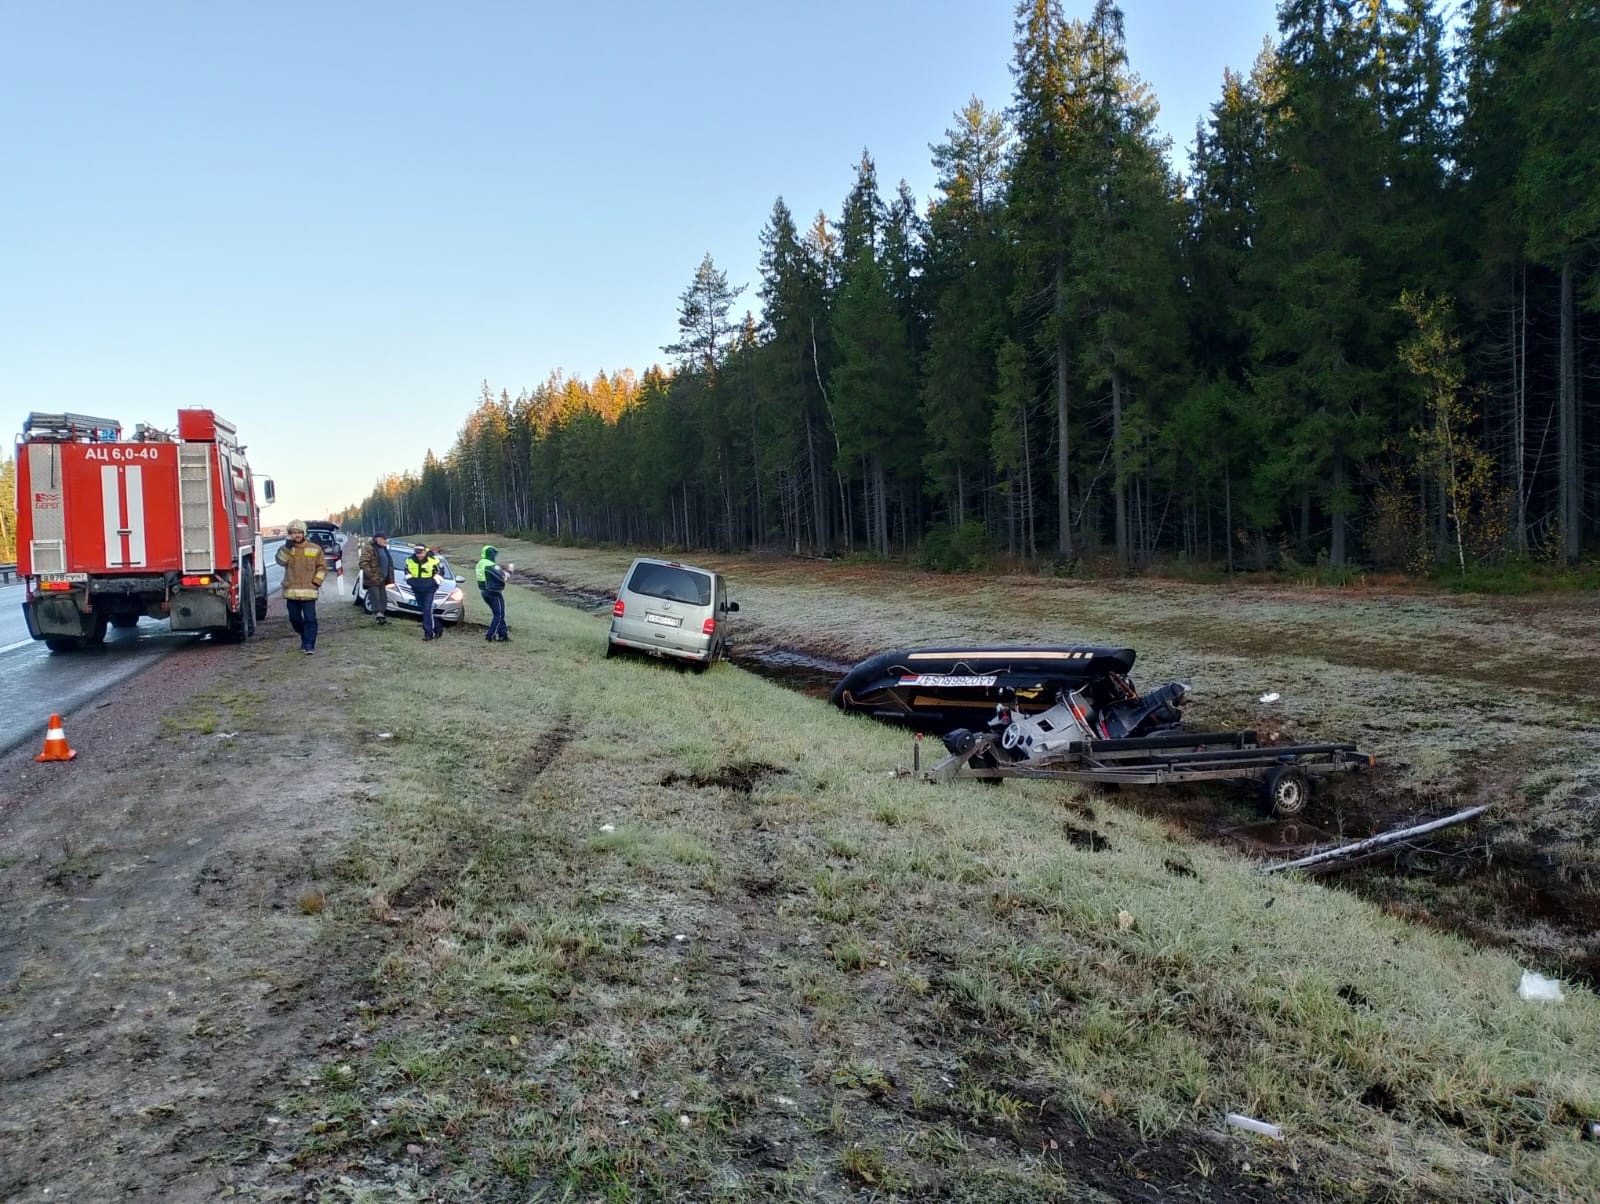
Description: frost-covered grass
269,570,1600,1201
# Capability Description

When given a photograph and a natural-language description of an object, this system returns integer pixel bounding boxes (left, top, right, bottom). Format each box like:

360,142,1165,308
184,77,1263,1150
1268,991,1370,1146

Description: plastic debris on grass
1518,970,1565,1002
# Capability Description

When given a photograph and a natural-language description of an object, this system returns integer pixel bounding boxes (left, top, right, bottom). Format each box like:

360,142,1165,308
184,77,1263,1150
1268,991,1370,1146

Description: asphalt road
0,538,346,757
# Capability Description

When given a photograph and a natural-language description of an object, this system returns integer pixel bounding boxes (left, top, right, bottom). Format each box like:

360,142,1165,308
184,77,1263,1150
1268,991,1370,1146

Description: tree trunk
1111,367,1128,565
1298,487,1311,558
1513,274,1528,554
1054,256,1073,560
1330,450,1347,567
874,457,890,557
1022,380,1037,560
1559,256,1579,561
806,416,828,556
1224,464,1234,576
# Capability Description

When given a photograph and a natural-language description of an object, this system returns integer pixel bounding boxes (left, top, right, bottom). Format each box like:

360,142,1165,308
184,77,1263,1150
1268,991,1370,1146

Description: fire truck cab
15,409,274,652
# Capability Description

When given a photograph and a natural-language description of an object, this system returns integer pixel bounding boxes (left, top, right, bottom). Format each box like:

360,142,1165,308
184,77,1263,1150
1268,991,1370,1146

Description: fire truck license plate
41,573,89,584
646,612,682,628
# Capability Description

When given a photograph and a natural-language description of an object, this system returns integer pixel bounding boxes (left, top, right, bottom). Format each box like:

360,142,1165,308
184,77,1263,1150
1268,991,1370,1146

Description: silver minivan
606,557,739,668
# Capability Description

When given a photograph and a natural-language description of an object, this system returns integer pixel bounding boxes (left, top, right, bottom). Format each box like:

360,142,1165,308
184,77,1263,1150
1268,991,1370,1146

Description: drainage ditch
510,568,1599,986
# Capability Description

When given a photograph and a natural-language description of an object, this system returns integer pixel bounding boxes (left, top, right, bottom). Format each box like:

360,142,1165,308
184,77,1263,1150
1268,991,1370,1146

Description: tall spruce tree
1008,0,1082,558
832,249,916,555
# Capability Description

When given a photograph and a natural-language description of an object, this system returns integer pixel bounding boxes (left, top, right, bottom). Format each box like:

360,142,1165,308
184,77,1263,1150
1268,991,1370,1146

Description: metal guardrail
0,562,16,585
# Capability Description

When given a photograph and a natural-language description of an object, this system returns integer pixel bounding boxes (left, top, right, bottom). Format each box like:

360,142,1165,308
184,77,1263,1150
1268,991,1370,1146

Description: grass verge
250,579,1600,1201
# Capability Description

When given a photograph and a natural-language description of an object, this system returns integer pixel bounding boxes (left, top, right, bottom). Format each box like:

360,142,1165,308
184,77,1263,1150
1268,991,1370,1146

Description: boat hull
830,645,1137,732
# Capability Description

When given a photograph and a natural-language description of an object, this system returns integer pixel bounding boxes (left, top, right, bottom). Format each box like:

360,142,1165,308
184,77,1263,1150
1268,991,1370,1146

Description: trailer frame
925,728,1374,815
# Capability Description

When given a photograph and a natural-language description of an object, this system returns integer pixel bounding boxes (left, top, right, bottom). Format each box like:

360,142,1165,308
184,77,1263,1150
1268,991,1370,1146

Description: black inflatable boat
829,645,1140,732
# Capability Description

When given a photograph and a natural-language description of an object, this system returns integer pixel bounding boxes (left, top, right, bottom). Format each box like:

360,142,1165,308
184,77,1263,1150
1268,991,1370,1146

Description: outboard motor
997,685,1099,761
1098,681,1191,740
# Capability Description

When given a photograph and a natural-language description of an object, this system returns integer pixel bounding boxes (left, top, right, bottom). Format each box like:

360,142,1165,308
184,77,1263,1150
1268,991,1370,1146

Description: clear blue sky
2,0,1279,522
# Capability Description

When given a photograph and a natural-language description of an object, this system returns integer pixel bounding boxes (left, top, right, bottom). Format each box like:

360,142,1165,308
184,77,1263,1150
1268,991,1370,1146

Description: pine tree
663,252,746,379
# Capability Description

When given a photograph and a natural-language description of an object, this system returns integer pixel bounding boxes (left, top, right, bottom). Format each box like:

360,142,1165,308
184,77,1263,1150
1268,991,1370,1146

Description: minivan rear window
627,562,711,607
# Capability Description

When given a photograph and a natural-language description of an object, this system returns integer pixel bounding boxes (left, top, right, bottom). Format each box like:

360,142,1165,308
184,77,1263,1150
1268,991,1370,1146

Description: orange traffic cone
35,714,77,763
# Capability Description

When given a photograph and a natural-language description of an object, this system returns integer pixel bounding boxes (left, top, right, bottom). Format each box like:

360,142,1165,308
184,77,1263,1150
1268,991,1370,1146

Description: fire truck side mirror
261,478,276,506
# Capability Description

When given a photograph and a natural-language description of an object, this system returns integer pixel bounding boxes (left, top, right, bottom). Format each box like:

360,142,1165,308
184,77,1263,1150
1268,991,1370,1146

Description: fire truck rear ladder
178,445,215,572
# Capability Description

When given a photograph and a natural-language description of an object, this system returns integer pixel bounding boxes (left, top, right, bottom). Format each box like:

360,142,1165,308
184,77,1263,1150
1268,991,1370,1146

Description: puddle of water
509,571,615,611
728,643,852,697
1221,819,1337,854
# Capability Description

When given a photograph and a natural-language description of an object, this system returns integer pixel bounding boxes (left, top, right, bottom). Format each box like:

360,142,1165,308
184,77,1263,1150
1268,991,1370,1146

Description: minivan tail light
613,598,625,617
702,616,716,635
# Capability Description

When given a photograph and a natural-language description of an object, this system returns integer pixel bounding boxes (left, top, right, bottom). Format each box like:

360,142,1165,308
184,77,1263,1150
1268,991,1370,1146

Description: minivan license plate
646,612,681,628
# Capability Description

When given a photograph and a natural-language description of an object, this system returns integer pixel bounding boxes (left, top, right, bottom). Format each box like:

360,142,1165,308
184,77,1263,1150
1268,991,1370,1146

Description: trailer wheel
1264,766,1310,817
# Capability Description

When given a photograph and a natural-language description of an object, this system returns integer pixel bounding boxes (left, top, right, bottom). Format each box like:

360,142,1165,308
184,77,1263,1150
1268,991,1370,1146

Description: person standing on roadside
405,543,444,641
475,545,514,642
276,519,328,655
359,532,395,624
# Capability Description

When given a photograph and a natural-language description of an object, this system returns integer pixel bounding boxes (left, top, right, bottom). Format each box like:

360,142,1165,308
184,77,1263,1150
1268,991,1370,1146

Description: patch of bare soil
0,605,374,1203
659,760,785,793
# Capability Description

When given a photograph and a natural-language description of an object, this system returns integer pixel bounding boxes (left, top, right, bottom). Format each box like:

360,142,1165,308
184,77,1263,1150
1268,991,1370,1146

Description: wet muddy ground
508,566,1600,994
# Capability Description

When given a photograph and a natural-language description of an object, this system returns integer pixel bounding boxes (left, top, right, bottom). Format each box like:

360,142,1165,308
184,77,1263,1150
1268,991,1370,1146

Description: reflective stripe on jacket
275,541,327,600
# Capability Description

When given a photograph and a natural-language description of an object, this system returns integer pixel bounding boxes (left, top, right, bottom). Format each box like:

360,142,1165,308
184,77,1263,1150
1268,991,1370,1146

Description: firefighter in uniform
475,544,512,642
275,519,328,654
359,532,394,624
405,545,444,640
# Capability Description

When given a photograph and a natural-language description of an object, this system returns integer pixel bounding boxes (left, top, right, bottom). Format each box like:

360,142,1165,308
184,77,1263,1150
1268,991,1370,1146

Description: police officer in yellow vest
405,545,445,641
275,519,328,654
475,545,513,642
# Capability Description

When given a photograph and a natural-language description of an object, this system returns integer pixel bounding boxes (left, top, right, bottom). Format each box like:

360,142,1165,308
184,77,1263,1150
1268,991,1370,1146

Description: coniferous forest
346,0,1600,573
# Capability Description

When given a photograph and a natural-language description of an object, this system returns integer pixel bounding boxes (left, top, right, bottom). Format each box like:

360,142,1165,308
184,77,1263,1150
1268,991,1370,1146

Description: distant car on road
304,520,343,575
607,556,738,669
350,540,465,626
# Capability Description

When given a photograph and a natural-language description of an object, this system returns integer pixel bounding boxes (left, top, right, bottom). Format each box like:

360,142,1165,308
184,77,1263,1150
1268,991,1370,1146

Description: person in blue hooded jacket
475,545,512,642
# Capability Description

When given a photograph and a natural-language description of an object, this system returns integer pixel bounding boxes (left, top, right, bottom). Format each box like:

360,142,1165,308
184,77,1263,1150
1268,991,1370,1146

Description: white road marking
0,638,38,655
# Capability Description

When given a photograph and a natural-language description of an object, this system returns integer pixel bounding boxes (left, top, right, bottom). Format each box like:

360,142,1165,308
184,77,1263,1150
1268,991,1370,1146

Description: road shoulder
0,602,369,1203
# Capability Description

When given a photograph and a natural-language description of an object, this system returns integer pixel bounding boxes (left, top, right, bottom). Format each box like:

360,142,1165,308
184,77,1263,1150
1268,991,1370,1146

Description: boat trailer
923,728,1375,816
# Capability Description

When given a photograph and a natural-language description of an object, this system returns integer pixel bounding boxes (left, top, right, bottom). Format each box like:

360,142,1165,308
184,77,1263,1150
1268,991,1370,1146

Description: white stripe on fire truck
124,465,146,566
101,465,122,566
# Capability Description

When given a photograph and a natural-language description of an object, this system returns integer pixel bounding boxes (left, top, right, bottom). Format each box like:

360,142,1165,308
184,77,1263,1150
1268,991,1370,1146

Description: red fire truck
15,409,275,652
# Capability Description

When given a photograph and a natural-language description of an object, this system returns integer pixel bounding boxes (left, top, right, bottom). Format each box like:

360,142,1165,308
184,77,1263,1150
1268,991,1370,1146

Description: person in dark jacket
358,533,394,624
475,544,513,642
405,545,444,641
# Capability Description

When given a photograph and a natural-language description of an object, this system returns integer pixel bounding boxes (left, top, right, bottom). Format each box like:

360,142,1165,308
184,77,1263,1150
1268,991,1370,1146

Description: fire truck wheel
110,614,140,629
222,576,255,643
254,578,268,621
87,616,109,645
45,638,82,654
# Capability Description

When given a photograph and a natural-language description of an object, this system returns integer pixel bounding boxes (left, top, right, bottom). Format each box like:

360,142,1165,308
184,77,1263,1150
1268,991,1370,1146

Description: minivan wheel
604,640,620,660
